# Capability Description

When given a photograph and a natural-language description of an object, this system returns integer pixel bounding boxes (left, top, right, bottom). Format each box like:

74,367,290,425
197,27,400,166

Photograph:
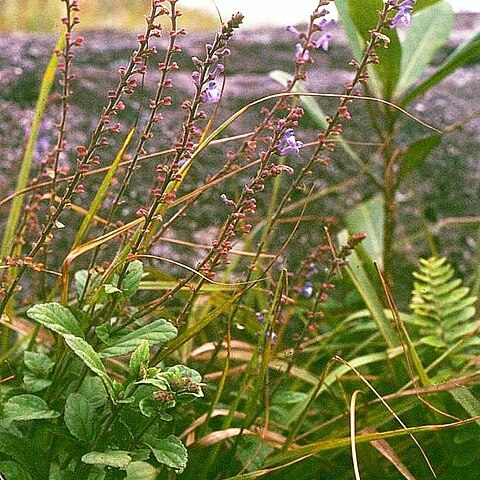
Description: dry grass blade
350,389,363,480
362,427,417,480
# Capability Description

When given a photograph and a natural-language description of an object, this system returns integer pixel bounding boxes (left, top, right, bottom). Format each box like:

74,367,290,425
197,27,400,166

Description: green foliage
410,256,478,350
0,1,478,479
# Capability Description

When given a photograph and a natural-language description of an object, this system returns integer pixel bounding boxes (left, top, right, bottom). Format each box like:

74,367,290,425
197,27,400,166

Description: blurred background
0,0,479,33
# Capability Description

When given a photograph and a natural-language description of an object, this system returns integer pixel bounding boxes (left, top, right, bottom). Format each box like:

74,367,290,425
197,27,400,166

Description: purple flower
278,129,303,158
315,18,335,30
201,80,221,104
192,71,201,89
220,193,235,206
390,0,416,29
294,43,312,63
208,63,225,80
314,33,332,52
301,281,313,299
256,312,265,324
286,25,301,38
266,331,277,344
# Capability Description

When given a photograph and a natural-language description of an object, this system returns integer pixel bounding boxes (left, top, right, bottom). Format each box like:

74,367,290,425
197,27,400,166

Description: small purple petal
286,25,301,37
191,71,201,89
278,129,303,158
314,33,332,52
294,43,312,63
301,282,313,299
201,80,221,104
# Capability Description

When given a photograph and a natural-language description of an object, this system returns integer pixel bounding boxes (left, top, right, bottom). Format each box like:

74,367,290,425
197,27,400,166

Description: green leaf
3,394,60,421
402,30,480,105
81,451,131,468
122,260,144,298
397,134,442,183
272,391,308,405
23,373,52,393
0,461,33,480
146,435,188,474
63,335,115,399
79,376,108,409
103,284,122,295
100,319,177,358
64,393,96,442
26,303,84,338
129,340,150,378
338,230,398,348
345,195,384,264
348,0,402,98
23,351,55,376
124,461,158,480
395,2,453,98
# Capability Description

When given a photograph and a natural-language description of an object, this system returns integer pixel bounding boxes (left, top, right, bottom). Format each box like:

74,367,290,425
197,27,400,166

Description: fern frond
410,257,478,349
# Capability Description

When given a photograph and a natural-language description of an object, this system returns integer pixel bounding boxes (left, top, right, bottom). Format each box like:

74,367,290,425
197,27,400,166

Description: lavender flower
278,129,303,158
220,193,235,206
266,330,277,344
201,80,221,104
256,311,265,324
286,25,301,38
294,43,312,63
314,33,332,52
301,281,313,299
390,0,416,29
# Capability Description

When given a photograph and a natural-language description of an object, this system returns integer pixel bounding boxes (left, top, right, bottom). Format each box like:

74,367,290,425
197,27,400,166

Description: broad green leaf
124,461,158,480
146,435,188,474
99,319,177,358
397,135,442,183
64,393,96,442
23,351,54,376
3,394,59,421
63,335,115,399
26,303,84,338
129,339,150,378
0,461,33,480
81,451,131,468
348,0,402,98
449,387,480,427
402,30,480,105
345,195,384,263
79,376,108,409
122,260,144,298
396,2,453,98
23,373,52,393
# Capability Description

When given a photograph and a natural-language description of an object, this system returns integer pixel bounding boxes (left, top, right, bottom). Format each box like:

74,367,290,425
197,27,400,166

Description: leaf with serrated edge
122,260,144,298
26,303,84,338
146,435,188,474
100,319,177,358
63,335,115,400
124,461,158,480
3,394,59,421
64,393,96,442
